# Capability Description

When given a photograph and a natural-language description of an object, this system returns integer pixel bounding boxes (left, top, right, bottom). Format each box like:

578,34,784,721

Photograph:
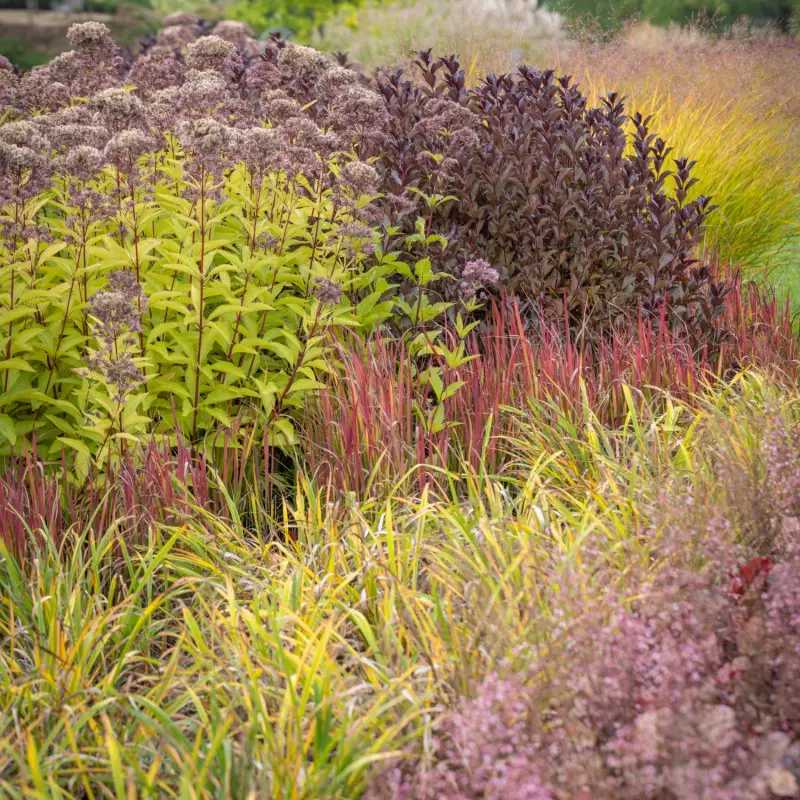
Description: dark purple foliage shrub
375,51,726,335
366,412,800,800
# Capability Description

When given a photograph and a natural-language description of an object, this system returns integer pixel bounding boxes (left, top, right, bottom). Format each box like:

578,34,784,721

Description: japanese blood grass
302,284,796,497
0,371,796,798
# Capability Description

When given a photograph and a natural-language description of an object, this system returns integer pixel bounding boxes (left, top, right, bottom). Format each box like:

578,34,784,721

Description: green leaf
0,414,16,445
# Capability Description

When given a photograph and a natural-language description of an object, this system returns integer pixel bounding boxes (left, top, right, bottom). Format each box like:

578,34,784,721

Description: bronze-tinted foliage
376,51,727,335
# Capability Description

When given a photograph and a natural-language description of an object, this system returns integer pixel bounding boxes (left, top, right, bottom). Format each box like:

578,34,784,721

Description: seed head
277,44,331,84
340,160,380,196
89,88,146,132
212,20,255,43
129,51,184,96
260,88,301,123
66,21,116,60
185,35,242,78
0,121,49,152
313,277,343,306
162,11,201,27
104,129,155,167
154,25,199,52
54,145,104,180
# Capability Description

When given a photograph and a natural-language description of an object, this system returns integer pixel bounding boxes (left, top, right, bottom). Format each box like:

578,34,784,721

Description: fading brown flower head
162,11,201,27
340,160,380,196
128,51,184,97
153,24,199,52
66,21,116,61
185,35,242,79
313,276,343,306
54,145,103,181
0,121,50,153
104,129,155,167
89,88,146,132
260,89,301,123
316,66,358,99
278,44,332,85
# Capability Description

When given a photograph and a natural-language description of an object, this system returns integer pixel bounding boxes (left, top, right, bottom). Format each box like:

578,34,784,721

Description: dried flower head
104,129,155,167
211,20,255,43
54,145,104,180
89,269,148,341
313,277,343,306
185,35,242,78
340,160,380,196
66,21,116,60
128,51,184,96
277,44,332,84
89,88,146,132
260,88,301,123
0,121,49,152
162,11,201,27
